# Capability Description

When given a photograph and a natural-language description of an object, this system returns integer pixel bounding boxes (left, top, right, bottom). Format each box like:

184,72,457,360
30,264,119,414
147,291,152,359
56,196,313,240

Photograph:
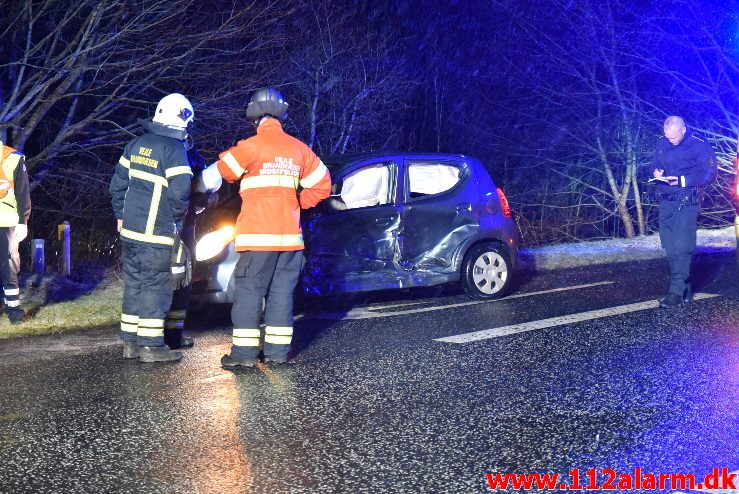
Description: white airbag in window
341,165,389,209
408,163,460,195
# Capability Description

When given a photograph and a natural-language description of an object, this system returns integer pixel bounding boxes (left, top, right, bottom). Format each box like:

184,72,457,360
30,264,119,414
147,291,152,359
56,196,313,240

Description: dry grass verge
0,272,122,339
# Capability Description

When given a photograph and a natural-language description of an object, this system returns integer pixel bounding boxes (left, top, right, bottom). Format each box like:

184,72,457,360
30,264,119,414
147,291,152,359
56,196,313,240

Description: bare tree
276,0,412,156
633,4,738,227
493,0,667,239
0,0,288,173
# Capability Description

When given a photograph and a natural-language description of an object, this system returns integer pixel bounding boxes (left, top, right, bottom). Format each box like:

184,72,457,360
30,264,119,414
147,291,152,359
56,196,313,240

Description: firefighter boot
139,345,182,363
6,308,25,325
264,355,289,364
123,341,140,359
221,354,256,369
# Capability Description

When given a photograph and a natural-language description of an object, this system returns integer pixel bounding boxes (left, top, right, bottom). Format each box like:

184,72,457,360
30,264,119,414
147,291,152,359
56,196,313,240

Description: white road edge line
298,281,614,320
434,293,721,344
365,300,436,310
364,281,615,312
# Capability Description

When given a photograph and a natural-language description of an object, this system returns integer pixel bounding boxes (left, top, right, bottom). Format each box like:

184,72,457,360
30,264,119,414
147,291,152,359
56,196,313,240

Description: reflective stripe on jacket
109,130,192,247
216,119,331,251
0,145,31,228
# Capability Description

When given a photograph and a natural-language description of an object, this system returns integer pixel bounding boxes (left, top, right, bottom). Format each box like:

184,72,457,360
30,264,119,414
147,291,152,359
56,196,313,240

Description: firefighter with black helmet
109,93,194,362
0,140,30,324
215,87,331,368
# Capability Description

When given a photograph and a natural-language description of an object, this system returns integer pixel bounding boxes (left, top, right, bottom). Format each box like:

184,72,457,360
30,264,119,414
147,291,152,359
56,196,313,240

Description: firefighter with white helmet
0,139,30,324
109,93,194,362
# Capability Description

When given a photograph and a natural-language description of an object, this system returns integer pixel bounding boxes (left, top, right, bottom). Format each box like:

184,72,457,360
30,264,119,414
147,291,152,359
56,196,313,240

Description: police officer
652,116,717,308
215,87,331,368
0,140,30,324
109,93,194,362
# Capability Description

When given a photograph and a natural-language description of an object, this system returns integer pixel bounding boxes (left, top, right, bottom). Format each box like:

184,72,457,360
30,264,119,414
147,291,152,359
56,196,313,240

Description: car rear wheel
461,243,511,300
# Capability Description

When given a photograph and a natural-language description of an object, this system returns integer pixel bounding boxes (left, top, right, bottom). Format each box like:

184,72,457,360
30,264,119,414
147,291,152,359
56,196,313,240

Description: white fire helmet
152,93,194,130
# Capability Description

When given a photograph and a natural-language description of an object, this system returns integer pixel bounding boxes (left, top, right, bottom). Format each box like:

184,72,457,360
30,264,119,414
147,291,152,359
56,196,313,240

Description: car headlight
196,225,234,261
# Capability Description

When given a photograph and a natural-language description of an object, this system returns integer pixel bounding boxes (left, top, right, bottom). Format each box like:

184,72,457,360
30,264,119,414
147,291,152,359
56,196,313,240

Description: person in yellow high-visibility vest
0,140,31,324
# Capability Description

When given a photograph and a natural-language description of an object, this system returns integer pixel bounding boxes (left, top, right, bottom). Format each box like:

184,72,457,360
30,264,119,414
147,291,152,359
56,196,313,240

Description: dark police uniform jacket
109,121,192,247
652,129,717,199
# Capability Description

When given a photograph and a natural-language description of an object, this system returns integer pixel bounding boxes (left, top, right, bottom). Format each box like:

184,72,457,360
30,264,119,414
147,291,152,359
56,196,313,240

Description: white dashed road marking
434,293,720,344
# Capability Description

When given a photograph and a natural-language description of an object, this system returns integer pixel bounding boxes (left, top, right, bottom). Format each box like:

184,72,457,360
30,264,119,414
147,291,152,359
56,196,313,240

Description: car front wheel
461,243,511,300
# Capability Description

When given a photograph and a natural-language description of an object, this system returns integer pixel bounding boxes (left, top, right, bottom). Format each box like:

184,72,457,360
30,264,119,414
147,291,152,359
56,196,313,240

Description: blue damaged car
191,152,519,302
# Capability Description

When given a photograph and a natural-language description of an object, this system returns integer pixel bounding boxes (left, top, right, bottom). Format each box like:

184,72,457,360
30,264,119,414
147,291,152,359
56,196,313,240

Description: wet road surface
0,254,738,493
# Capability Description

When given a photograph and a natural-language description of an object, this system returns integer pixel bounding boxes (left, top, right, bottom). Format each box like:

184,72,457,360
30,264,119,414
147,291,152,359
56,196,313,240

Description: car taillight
497,187,512,217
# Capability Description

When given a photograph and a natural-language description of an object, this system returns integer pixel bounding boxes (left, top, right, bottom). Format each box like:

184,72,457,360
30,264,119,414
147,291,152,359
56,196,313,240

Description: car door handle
374,216,395,225
456,203,471,212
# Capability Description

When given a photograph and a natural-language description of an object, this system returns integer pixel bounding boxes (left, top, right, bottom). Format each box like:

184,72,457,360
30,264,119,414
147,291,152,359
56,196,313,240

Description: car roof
322,152,472,173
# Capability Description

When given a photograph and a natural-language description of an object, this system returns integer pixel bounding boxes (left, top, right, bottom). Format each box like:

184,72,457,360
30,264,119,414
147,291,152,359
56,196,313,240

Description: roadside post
58,221,71,276
33,239,45,275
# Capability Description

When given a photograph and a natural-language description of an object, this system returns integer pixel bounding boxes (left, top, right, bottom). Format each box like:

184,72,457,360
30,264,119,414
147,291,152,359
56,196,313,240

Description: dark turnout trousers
164,224,195,347
230,250,303,361
164,285,190,345
0,227,21,314
120,242,173,347
659,199,699,297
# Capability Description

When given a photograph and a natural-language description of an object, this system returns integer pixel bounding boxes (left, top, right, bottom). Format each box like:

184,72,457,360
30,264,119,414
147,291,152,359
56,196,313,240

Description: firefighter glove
170,234,193,290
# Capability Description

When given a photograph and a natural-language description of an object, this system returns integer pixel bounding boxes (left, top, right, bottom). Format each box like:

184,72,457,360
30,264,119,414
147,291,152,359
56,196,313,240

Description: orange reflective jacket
217,120,331,251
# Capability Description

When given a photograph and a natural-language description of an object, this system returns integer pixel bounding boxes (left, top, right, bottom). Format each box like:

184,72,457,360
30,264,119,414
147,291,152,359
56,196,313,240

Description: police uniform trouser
0,227,21,312
659,199,699,297
230,250,303,361
120,242,173,347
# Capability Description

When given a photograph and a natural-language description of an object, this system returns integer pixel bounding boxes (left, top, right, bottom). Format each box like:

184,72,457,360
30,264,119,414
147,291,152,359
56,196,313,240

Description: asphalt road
0,253,738,494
